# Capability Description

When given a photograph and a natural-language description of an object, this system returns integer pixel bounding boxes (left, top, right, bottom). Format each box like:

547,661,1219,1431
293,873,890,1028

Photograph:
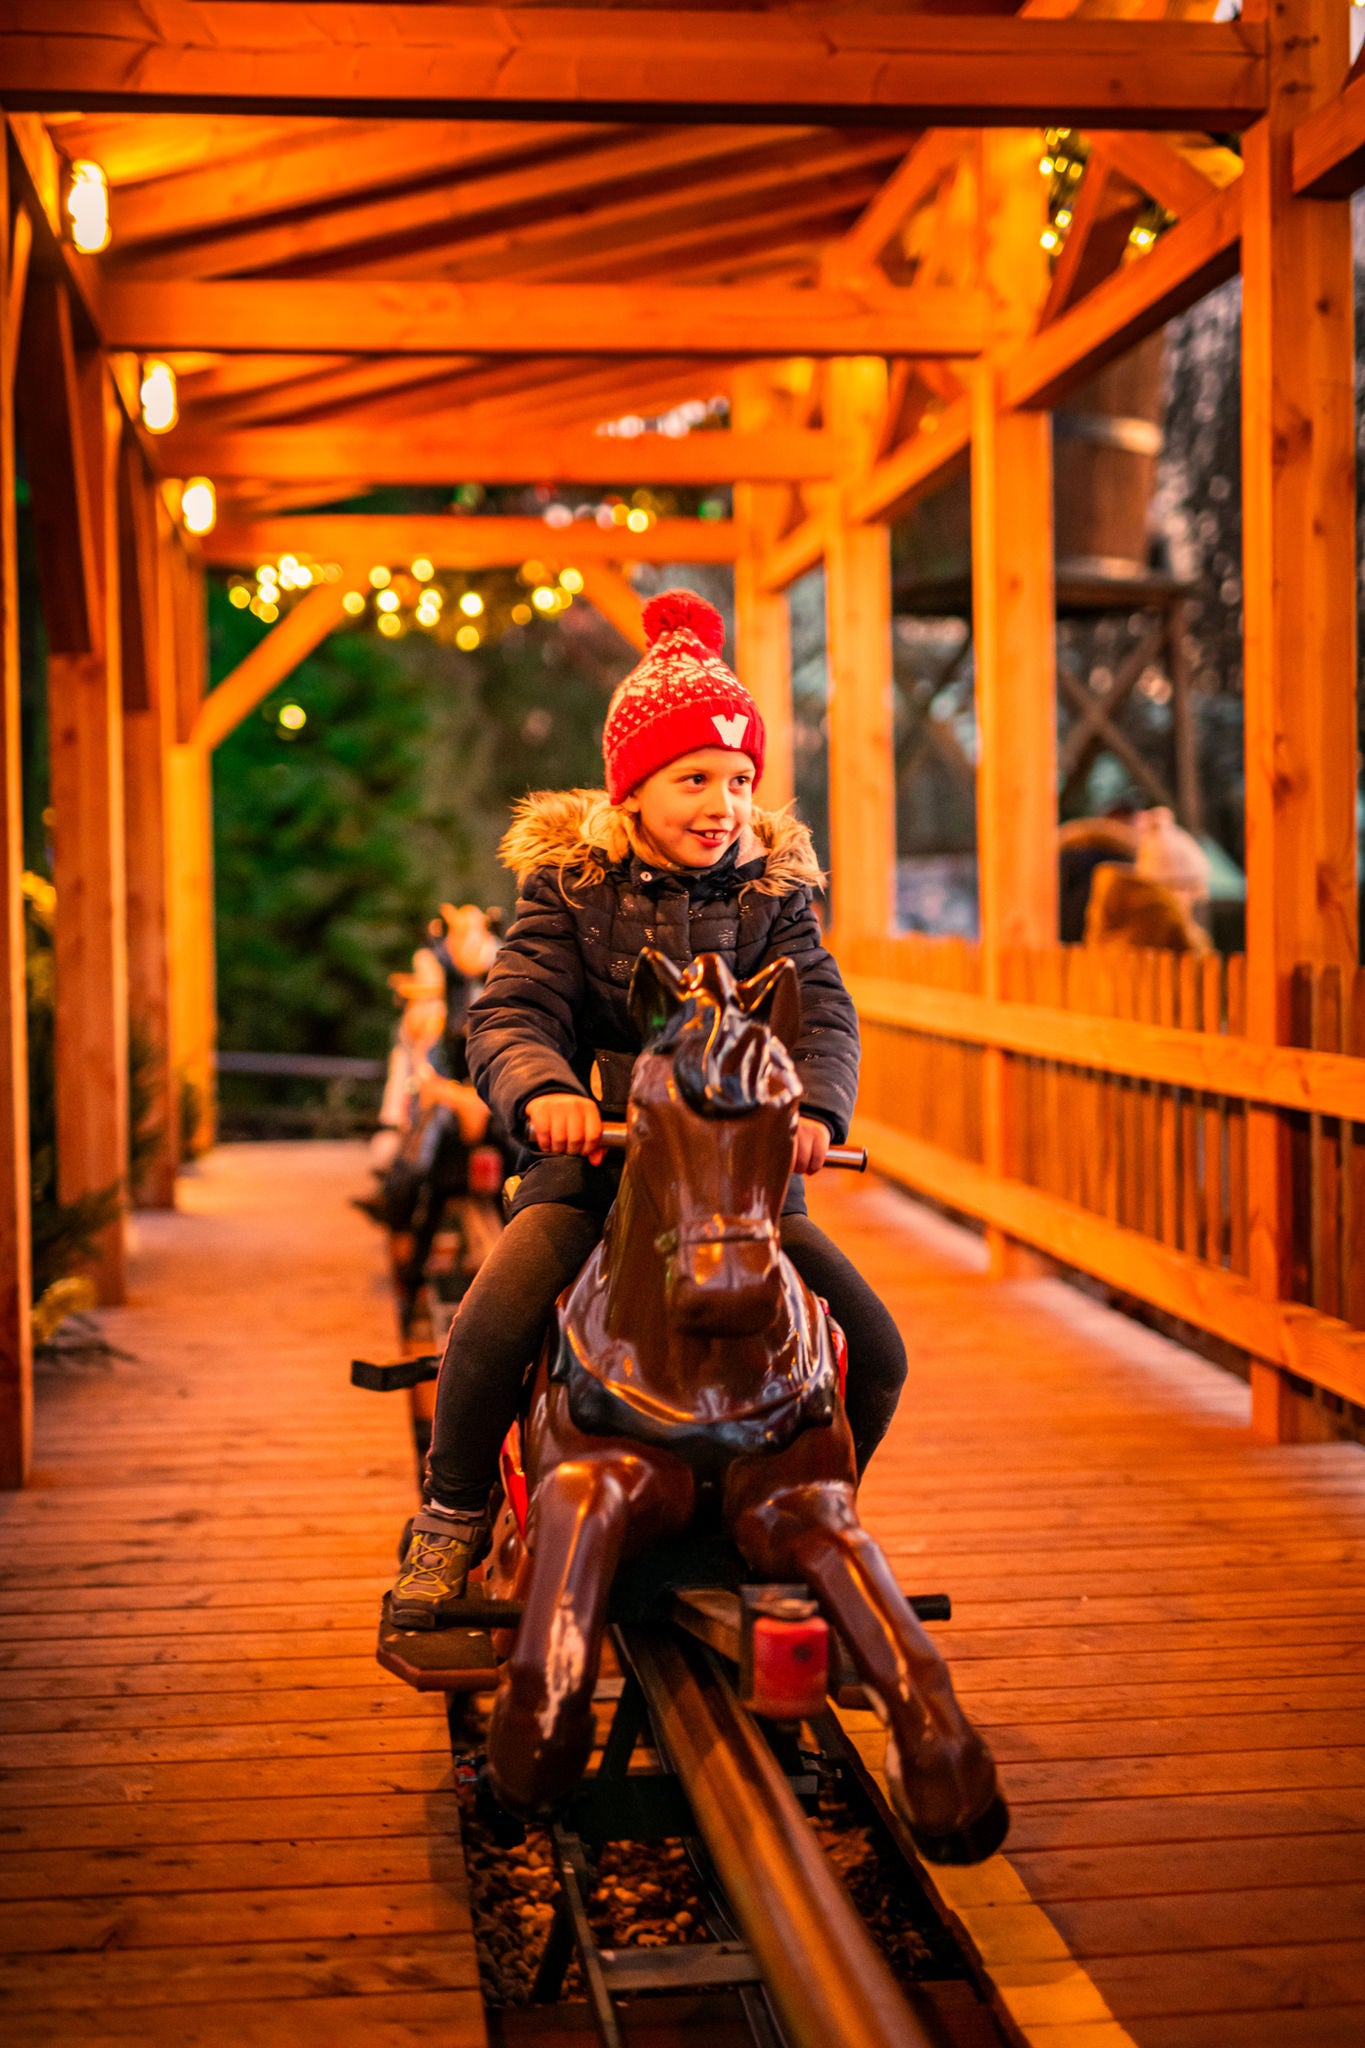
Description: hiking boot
390,1507,486,1630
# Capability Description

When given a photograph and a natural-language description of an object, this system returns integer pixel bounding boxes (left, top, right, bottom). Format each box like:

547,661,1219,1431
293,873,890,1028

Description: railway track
385,1582,1012,2048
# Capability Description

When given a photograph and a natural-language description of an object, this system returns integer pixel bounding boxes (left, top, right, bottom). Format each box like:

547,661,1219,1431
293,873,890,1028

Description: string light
66,161,110,254
180,478,216,536
139,360,178,434
560,567,584,593
625,508,651,533
511,602,533,626
342,590,366,616
411,558,434,581
369,565,391,589
1040,227,1059,253
455,624,481,651
278,703,307,731
377,612,402,638
531,585,557,612
376,588,400,613
459,591,484,617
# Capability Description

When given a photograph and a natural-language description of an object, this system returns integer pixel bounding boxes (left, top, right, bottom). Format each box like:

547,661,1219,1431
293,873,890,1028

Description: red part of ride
747,1612,830,1721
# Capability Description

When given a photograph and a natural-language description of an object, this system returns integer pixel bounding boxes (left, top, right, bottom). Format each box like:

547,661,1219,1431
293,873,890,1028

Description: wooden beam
1088,130,1222,219
845,395,971,528
191,584,351,755
575,565,647,654
205,515,741,571
824,358,896,942
102,278,987,360
111,119,593,256
47,352,129,1303
732,368,795,811
1002,178,1242,412
154,425,835,488
116,431,158,713
14,277,100,656
1240,0,1358,1436
166,736,216,1156
754,512,830,597
3,203,32,396
1037,152,1148,327
973,133,1057,1280
1292,64,1365,197
820,134,966,285
0,9,1267,128
122,487,180,1208
854,1116,1365,1416
0,147,33,1486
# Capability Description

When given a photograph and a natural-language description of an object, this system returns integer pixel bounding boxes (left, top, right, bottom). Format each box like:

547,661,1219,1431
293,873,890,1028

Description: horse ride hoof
909,1794,1010,1867
475,1763,527,1848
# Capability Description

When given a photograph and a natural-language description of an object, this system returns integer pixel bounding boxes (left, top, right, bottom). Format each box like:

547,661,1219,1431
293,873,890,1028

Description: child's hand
525,1093,605,1163
793,1116,831,1175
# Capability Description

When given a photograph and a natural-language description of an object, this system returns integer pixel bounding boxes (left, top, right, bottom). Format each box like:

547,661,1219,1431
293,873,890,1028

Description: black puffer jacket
466,789,859,1206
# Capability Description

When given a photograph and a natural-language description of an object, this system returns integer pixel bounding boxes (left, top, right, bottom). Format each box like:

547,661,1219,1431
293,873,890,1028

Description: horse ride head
625,950,801,1337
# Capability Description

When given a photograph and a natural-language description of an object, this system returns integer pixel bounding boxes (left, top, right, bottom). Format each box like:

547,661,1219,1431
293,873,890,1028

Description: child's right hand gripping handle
595,1123,867,1172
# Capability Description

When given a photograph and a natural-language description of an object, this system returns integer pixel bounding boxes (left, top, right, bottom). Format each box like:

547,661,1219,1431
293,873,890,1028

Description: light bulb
66,161,110,254
455,624,481,651
377,612,402,638
139,360,178,434
411,558,434,582
342,591,366,616
278,703,307,731
459,591,484,617
180,478,216,536
376,588,400,613
369,565,391,589
531,585,556,612
559,567,584,594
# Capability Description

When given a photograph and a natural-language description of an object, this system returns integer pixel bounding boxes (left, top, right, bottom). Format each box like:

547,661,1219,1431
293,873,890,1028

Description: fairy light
1040,227,1059,253
411,558,434,582
66,161,110,254
376,588,400,614
228,583,251,611
625,508,651,533
377,612,402,638
1055,209,1072,230
278,703,307,731
511,602,532,626
459,591,483,617
455,624,481,652
139,360,178,434
369,565,391,589
531,585,557,612
560,567,584,594
342,590,366,616
180,478,216,536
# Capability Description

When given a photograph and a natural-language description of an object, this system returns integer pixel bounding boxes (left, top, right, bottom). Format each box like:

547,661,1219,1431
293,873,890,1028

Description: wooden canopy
4,0,1365,1487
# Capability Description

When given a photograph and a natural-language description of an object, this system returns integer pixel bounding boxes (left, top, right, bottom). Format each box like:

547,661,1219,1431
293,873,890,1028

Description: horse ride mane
646,955,799,1120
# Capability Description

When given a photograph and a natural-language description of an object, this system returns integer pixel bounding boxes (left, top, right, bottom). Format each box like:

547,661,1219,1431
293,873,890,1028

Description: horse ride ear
738,957,801,1050
629,948,686,1044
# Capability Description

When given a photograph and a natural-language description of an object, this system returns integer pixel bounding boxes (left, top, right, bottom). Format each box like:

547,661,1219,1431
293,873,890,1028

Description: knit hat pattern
602,590,766,804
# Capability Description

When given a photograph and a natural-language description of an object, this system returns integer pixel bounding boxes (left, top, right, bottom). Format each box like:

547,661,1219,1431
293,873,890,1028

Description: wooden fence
841,935,1365,1422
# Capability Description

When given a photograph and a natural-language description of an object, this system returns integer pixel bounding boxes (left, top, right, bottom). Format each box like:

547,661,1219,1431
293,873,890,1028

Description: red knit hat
602,590,765,804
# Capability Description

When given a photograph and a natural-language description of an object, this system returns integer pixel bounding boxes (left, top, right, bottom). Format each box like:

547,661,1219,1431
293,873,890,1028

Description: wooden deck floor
813,1174,1365,2048
2,1146,1363,2048
0,1142,480,2047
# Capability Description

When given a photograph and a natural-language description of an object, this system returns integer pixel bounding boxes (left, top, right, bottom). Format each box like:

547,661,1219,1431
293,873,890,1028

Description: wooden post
121,473,180,1207
45,347,129,1304
0,144,34,1486
973,133,1057,1277
1240,0,1358,1438
732,367,794,810
167,550,216,1155
824,356,896,940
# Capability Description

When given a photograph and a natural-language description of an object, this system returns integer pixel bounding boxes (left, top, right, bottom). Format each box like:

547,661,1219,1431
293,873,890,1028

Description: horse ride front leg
487,1444,693,1817
731,1469,1008,1865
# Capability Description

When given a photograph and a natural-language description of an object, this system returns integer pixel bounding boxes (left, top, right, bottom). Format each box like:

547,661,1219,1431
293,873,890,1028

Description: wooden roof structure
6,0,1365,1507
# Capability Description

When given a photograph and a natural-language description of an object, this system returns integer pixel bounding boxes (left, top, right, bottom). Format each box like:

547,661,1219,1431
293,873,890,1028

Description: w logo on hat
712,711,749,748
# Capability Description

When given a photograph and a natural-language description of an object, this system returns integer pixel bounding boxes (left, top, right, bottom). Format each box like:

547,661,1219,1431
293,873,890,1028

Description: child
391,591,907,1627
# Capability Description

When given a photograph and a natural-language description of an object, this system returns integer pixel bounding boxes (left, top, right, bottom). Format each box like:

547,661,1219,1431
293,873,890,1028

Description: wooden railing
840,935,1365,1417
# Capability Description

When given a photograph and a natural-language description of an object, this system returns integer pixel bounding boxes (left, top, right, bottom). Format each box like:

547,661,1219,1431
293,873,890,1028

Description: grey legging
426,1201,908,1512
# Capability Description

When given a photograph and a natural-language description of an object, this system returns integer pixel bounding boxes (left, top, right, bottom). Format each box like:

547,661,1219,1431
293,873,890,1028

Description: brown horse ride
482,948,1007,1866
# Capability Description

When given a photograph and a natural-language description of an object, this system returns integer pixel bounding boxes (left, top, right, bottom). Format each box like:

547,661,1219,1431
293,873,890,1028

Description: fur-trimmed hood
499,786,824,899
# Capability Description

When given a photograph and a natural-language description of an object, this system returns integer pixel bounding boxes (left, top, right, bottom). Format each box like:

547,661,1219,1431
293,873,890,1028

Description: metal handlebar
596,1122,867,1172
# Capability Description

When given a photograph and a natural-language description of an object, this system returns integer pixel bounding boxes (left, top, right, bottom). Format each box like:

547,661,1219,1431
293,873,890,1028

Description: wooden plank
103,277,987,361
13,276,99,656
0,1990,485,2048
0,155,32,1488
821,133,967,285
1293,63,1365,197
0,1932,476,2009
0,10,1269,127
842,973,1365,1123
206,513,740,572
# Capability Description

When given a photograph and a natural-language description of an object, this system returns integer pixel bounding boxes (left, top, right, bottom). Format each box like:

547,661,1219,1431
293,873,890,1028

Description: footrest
598,1941,764,1994
377,1593,504,1693
351,1354,440,1392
